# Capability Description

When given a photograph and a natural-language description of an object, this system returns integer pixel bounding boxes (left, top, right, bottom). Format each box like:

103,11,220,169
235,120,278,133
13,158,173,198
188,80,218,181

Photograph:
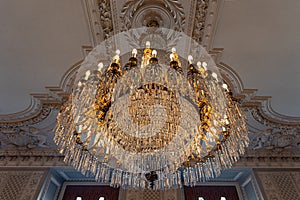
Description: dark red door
184,186,239,200
62,185,119,200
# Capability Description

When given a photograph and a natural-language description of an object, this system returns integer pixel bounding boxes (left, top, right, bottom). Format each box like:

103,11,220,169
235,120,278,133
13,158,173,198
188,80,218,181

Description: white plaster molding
81,0,105,46
120,0,185,32
200,0,223,49
0,154,65,167
0,61,80,124
218,61,300,125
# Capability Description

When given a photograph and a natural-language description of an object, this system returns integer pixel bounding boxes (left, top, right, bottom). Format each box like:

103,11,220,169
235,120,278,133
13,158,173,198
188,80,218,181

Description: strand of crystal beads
204,72,227,116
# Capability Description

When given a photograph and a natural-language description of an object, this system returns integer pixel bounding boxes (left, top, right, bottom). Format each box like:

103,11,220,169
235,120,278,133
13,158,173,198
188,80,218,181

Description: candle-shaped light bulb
114,55,120,62
170,53,175,61
132,49,137,57
146,41,150,48
152,49,157,57
84,70,91,80
197,61,202,69
171,47,176,53
212,72,218,80
97,62,103,71
222,84,229,92
113,49,120,63
188,55,193,64
222,84,228,90
202,62,207,71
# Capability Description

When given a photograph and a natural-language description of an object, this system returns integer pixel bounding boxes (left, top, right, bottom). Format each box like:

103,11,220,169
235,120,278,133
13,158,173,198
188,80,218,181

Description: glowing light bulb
146,41,150,48
84,70,91,80
97,62,103,71
132,49,137,57
212,72,218,80
170,54,175,61
222,84,228,90
202,62,207,71
188,55,193,64
152,50,157,57
197,61,202,69
113,49,120,63
171,47,176,53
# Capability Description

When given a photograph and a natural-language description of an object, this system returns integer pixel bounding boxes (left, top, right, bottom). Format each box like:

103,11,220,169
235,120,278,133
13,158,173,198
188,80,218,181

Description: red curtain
184,186,239,200
62,185,119,200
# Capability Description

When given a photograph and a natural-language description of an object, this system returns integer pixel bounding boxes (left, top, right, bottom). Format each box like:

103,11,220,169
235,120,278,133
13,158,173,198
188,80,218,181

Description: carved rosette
120,0,185,31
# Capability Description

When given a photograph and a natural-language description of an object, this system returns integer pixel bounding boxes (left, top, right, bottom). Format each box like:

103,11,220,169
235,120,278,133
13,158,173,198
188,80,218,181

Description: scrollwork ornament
0,105,58,128
0,126,49,149
162,0,185,31
120,0,185,31
250,129,300,151
98,0,114,39
192,0,209,43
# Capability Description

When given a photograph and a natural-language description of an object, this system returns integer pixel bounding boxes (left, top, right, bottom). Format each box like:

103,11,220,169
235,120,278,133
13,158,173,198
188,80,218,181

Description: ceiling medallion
121,0,185,31
54,27,249,190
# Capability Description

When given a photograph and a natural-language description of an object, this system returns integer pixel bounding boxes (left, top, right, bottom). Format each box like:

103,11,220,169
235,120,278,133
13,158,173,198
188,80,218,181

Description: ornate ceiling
0,0,299,168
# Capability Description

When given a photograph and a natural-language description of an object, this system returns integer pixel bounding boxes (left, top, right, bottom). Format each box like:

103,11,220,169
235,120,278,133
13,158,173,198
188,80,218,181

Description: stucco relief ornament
192,0,209,43
120,0,185,31
251,128,300,151
0,126,47,148
99,0,113,39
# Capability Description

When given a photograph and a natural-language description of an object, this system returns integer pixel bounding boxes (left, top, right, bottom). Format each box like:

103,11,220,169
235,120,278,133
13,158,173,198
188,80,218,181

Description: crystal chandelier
54,28,249,190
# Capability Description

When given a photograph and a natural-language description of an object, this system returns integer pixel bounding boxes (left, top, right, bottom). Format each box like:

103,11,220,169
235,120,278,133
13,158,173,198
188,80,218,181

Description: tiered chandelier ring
54,28,249,190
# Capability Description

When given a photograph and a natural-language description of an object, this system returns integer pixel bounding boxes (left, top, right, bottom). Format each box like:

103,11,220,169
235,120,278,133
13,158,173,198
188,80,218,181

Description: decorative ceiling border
210,49,300,159
82,0,217,47
120,0,186,31
192,0,223,50
0,61,81,160
0,151,65,167
217,60,300,126
0,61,80,125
